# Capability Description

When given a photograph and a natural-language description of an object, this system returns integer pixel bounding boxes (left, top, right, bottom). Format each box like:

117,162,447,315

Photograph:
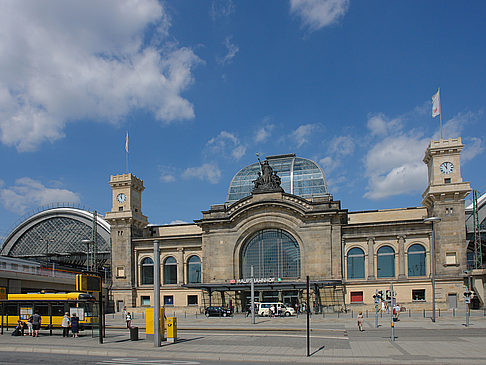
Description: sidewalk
0,315,485,364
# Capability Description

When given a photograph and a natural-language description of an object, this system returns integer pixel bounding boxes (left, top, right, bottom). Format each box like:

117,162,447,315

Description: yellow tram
0,292,97,330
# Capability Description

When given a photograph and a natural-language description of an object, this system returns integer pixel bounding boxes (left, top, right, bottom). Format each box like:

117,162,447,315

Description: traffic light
464,291,473,304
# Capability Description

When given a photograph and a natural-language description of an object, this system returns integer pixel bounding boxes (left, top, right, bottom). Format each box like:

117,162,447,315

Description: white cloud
210,0,235,21
319,156,340,173
182,163,222,184
255,123,275,143
462,137,483,163
291,124,317,147
0,177,80,215
160,174,176,183
169,219,188,225
219,36,239,65
290,0,349,33
328,135,354,156
206,131,246,160
0,1,201,151
367,113,402,137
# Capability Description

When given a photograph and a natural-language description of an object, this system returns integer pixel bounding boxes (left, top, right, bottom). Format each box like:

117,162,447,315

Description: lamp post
424,216,441,323
81,239,94,272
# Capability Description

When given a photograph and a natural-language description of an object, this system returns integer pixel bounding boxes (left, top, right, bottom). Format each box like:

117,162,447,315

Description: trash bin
129,326,139,341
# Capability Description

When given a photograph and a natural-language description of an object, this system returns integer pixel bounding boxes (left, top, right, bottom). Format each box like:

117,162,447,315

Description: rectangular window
444,178,451,184
446,252,457,265
119,206,123,211
187,295,198,306
350,291,363,303
116,266,125,278
11,264,18,271
141,296,151,306
412,289,425,301
164,295,174,306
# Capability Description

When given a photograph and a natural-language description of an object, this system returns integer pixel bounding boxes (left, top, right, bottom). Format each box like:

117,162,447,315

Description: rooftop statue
252,156,284,194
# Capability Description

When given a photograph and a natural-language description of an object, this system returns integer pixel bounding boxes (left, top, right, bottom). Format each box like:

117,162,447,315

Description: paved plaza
1,311,486,364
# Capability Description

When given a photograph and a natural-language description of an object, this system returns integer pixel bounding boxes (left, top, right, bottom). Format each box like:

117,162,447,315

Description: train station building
105,137,485,313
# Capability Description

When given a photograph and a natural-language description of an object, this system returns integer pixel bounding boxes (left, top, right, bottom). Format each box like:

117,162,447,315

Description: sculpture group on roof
252,159,283,193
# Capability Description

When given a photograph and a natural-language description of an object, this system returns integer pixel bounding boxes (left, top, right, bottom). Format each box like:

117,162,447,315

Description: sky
1,0,485,240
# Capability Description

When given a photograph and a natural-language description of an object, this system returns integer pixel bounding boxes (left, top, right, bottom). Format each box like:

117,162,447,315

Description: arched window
347,247,365,279
141,258,154,285
377,246,395,278
187,256,201,283
408,244,426,277
241,229,300,279
163,256,177,285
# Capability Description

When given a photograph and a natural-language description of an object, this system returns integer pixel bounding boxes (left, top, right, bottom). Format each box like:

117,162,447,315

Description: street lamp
424,216,441,323
81,239,94,272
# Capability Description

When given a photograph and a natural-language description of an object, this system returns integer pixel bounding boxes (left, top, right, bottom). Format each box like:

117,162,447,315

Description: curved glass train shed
1,206,110,269
226,154,330,204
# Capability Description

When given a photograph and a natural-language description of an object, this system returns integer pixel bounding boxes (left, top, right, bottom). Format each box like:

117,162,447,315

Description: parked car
255,302,296,317
204,306,233,317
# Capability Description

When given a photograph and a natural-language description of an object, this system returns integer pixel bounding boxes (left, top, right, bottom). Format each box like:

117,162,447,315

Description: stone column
398,235,406,279
367,237,375,280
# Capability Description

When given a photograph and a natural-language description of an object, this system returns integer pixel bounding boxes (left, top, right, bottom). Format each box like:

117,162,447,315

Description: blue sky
1,0,485,239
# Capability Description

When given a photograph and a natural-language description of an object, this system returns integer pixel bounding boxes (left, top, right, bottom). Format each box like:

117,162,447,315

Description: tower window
119,207,123,211
444,178,451,184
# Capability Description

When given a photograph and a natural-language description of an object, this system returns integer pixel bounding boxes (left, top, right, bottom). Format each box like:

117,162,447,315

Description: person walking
61,312,70,337
357,311,364,332
126,312,132,328
70,313,79,338
32,312,41,337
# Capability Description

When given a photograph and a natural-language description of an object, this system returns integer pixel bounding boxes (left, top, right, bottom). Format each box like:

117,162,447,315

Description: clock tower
105,173,148,309
422,138,471,276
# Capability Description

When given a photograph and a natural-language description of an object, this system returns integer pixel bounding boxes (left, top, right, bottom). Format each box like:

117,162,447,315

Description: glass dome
226,154,329,204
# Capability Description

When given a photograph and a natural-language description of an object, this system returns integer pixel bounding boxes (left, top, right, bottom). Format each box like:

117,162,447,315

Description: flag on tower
432,89,440,118
125,131,129,153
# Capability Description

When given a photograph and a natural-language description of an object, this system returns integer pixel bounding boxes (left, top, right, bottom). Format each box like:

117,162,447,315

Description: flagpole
439,88,443,140
125,131,129,174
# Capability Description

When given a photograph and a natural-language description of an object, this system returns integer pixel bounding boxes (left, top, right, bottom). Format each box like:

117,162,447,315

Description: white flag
432,89,440,118
125,131,129,153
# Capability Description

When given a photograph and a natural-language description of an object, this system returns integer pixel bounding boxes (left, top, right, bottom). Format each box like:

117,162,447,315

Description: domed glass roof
226,154,329,204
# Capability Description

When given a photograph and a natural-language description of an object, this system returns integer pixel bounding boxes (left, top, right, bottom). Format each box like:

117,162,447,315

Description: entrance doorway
448,293,457,309
116,300,124,312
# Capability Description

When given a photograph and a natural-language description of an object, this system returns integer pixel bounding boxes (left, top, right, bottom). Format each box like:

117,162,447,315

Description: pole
390,282,395,341
250,265,255,325
99,281,103,344
439,88,443,140
431,222,436,323
153,240,161,347
306,275,310,357
466,275,472,327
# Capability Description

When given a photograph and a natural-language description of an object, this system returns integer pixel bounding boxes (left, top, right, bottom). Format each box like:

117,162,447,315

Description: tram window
84,303,94,317
52,304,64,316
34,304,49,316
7,304,17,315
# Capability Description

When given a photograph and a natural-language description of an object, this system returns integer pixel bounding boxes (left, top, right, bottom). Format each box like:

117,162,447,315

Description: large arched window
141,257,154,285
347,247,365,279
408,244,426,277
187,255,201,283
163,256,177,285
377,246,395,278
241,229,300,279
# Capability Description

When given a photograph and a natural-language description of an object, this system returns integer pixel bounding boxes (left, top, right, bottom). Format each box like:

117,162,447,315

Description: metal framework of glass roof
226,154,329,204
1,207,110,269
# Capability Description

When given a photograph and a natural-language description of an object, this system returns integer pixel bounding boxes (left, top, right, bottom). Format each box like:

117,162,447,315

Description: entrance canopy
184,280,342,293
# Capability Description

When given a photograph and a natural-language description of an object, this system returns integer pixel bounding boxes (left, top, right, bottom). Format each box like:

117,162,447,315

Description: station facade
106,138,483,313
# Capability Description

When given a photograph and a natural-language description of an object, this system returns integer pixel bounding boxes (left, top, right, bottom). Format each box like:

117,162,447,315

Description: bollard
409,309,411,317
366,310,368,318
453,308,455,317
423,309,425,318
338,311,340,319
439,308,440,317
351,310,353,318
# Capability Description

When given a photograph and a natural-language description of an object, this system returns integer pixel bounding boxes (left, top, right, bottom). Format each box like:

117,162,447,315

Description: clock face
440,161,454,174
116,193,127,203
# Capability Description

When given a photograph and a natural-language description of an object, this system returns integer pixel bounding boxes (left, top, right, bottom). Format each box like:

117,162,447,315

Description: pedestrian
122,306,127,321
357,311,364,332
126,312,132,328
269,305,275,318
381,301,385,313
385,301,389,314
245,305,251,318
62,312,70,337
26,315,33,336
70,313,79,338
32,311,41,337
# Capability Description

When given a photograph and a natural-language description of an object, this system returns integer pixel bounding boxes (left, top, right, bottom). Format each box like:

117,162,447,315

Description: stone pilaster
367,237,375,280
177,248,185,286
398,235,406,279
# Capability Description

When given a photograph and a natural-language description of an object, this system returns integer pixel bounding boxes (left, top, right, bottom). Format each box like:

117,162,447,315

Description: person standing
32,312,41,337
126,312,132,328
61,312,70,337
357,311,364,332
70,313,79,338
26,315,33,336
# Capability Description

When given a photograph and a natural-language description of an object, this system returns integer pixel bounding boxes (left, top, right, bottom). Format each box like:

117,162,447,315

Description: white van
255,302,295,317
